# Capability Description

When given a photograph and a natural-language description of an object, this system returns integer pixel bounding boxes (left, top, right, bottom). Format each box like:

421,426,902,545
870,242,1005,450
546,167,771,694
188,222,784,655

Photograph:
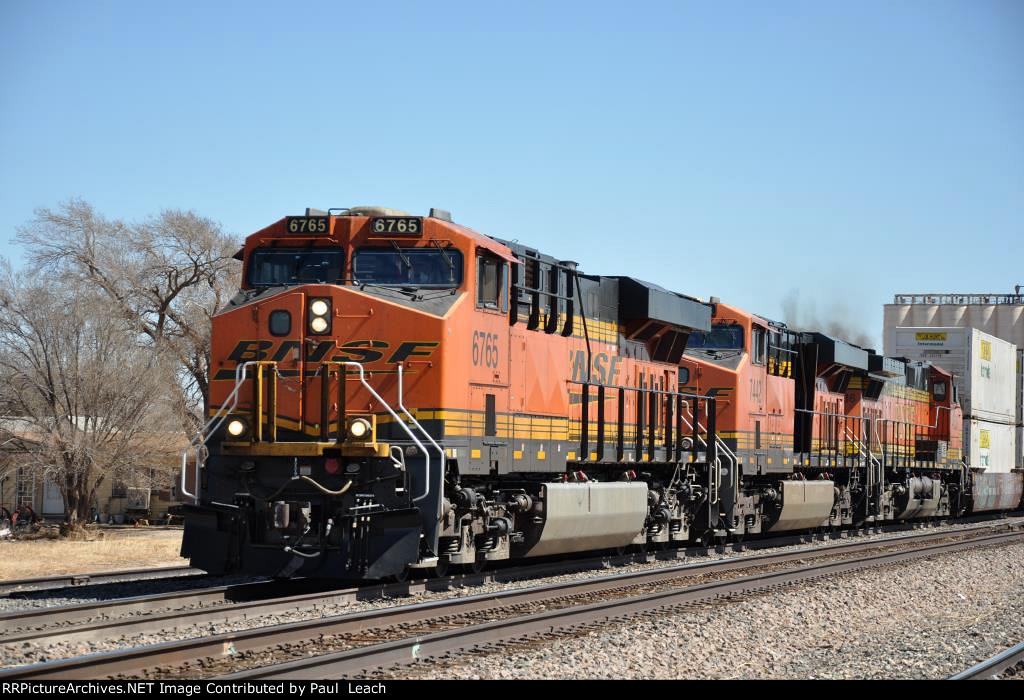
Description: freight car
180,207,1023,579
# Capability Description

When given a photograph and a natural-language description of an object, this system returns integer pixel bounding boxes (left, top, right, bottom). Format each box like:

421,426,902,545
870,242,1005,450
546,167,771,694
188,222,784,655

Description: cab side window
752,327,767,365
477,254,507,311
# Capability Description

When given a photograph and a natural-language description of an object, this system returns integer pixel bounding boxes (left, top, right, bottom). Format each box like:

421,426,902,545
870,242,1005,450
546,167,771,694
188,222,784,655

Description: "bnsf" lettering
225,339,439,366
569,350,621,385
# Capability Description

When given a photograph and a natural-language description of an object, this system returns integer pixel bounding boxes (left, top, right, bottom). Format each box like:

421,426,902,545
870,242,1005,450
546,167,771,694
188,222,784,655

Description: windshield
249,248,345,287
353,247,463,288
688,324,744,350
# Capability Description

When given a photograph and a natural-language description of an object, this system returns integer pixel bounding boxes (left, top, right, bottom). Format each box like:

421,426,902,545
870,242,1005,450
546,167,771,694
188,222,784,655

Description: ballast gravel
397,541,1024,680
0,518,1021,674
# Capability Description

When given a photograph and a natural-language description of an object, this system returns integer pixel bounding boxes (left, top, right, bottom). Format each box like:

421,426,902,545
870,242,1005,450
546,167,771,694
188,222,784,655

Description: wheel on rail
616,541,648,557
431,557,450,578
459,556,487,575
389,566,412,584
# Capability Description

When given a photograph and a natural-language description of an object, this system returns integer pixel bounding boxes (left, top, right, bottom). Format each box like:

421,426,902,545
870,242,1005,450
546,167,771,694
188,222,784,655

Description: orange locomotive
181,207,719,578
679,302,988,538
181,208,1017,580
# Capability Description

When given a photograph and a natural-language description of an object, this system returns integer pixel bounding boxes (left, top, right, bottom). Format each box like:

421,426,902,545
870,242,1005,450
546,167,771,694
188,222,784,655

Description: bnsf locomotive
180,207,1024,579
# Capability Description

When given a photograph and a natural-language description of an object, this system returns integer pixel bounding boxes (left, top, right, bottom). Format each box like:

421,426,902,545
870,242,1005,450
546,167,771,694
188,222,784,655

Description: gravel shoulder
0,529,186,581
397,541,1024,680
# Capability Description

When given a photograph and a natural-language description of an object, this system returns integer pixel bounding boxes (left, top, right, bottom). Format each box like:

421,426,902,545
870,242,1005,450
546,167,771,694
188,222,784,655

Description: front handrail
180,360,438,504
397,364,445,508
680,401,734,507
843,424,883,514
339,362,433,503
180,360,259,501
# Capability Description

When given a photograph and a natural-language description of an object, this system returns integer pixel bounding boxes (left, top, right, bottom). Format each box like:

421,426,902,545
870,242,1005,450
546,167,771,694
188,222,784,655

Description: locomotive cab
183,207,517,578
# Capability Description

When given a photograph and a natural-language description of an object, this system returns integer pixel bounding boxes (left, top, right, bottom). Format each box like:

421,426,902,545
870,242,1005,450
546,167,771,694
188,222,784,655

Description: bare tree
0,264,181,525
17,200,240,429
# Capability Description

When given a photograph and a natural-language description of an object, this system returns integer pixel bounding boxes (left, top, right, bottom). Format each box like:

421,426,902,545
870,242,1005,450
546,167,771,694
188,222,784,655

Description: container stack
884,327,1019,473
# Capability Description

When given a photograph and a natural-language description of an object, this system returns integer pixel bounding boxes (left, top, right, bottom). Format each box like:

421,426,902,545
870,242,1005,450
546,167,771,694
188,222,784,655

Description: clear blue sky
2,1,1022,348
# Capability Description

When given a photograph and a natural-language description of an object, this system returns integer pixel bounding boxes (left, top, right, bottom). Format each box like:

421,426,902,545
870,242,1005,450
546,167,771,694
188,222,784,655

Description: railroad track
223,529,1024,680
2,518,1019,650
3,523,1022,680
0,566,201,597
3,512,1017,602
950,641,1024,680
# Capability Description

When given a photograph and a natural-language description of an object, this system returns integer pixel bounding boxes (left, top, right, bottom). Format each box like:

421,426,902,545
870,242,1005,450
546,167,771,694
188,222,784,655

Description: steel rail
3,515,1020,641
3,526,1021,680
0,579,290,639
0,566,201,597
949,641,1024,680
3,518,1019,648
226,530,1024,680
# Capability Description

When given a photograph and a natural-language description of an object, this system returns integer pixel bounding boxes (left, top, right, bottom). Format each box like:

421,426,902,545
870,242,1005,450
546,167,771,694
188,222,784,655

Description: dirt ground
0,528,187,580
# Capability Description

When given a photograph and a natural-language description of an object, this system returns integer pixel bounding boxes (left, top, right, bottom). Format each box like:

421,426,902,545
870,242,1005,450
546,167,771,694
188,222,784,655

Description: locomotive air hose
252,474,353,500
284,524,321,558
298,475,353,496
284,547,321,558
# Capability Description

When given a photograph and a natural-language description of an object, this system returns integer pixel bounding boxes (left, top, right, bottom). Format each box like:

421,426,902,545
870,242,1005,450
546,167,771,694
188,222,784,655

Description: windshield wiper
430,239,455,269
390,241,412,269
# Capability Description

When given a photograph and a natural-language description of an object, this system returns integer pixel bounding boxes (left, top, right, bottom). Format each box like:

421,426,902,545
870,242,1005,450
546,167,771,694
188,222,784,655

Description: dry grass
0,529,187,580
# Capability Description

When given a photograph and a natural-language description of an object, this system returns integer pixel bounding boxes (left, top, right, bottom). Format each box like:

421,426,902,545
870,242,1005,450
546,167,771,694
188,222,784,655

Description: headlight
226,419,247,437
348,417,371,439
308,298,331,334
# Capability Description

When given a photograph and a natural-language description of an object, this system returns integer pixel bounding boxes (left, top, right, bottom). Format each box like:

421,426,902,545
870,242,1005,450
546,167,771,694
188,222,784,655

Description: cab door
465,251,511,475
764,329,791,452
747,324,771,471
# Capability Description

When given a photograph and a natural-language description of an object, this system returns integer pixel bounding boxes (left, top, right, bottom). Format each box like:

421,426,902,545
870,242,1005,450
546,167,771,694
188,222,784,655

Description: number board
286,217,329,234
371,217,422,235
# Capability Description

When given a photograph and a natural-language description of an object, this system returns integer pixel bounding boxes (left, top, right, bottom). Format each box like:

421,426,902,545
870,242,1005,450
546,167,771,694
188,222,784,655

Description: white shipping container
1018,349,1023,424
1018,425,1023,471
965,418,1017,473
1018,349,1023,470
884,326,1018,423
